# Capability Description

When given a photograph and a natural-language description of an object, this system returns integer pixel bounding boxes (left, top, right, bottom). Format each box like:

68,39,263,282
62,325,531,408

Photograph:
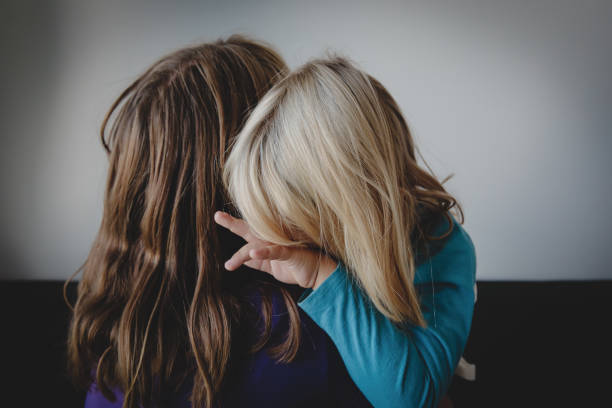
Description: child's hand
214,211,336,289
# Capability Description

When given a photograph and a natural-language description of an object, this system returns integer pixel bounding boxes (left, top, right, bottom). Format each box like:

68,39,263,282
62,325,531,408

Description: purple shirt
84,284,372,408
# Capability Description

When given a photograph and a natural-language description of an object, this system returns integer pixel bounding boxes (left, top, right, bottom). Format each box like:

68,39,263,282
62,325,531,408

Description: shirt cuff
297,261,348,313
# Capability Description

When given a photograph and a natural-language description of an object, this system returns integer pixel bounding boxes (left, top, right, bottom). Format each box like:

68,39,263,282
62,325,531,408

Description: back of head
66,36,298,408
225,57,462,326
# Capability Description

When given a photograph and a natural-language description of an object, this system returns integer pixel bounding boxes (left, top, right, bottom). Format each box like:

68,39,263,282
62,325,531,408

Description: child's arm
298,219,476,408
214,211,476,407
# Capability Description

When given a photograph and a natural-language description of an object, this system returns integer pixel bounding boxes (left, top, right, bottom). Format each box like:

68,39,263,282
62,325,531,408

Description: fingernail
224,261,232,270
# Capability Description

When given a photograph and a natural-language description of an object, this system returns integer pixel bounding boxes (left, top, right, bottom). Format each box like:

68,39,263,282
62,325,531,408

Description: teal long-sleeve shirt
298,215,477,408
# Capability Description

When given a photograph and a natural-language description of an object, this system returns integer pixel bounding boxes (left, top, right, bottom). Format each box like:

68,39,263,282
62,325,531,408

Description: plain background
1,0,611,281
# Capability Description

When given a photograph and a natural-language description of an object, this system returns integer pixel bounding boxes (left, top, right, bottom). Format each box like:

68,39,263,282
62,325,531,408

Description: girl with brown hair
65,37,372,408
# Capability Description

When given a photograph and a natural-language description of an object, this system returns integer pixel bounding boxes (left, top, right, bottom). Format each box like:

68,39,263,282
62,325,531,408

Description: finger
224,242,256,271
249,245,293,262
214,211,251,240
243,259,272,275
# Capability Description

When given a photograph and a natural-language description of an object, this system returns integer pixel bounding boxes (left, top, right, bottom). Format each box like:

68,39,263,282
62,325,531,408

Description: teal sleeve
298,216,476,408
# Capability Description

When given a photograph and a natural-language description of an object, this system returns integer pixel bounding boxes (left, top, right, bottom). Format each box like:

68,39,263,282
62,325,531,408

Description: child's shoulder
414,212,477,285
435,213,476,259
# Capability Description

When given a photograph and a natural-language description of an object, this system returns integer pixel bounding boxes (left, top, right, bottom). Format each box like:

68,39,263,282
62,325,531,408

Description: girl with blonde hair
216,57,477,407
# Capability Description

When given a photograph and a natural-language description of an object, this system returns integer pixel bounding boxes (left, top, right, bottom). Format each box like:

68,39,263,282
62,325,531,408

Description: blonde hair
224,57,463,326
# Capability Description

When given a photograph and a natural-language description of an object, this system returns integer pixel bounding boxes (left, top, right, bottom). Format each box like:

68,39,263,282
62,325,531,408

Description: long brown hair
64,36,300,408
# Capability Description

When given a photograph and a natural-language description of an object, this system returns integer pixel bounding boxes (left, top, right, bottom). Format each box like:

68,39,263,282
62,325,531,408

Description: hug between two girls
66,35,476,408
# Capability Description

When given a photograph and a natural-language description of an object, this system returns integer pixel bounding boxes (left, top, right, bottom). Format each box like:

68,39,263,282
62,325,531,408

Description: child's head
69,36,295,408
97,36,288,265
225,57,461,326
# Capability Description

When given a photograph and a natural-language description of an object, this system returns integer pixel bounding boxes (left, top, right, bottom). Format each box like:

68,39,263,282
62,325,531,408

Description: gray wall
1,0,611,280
